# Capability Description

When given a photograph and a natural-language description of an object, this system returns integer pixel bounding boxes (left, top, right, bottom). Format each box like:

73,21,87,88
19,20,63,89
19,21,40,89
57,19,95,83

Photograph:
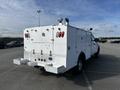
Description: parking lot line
86,70,120,75
83,70,92,90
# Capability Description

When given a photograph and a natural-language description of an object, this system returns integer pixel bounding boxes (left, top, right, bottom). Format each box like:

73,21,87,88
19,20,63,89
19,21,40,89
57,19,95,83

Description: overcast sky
0,0,120,37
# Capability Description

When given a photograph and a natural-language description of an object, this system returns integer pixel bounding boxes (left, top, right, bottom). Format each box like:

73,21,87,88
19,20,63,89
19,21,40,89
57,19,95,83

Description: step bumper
13,58,66,74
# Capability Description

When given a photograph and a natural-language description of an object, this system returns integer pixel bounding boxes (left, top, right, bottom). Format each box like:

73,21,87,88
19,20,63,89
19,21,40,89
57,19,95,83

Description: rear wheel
76,54,85,73
78,59,83,72
95,46,100,58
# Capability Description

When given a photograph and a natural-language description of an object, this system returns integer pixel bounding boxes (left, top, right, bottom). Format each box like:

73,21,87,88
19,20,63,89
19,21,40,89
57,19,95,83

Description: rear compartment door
32,27,54,44
30,27,54,61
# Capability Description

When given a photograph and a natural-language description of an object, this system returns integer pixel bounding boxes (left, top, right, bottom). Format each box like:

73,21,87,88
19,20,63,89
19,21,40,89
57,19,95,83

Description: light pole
37,10,41,27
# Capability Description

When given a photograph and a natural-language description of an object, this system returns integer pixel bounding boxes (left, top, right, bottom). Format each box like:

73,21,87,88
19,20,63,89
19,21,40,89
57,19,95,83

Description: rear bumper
44,64,66,74
13,58,66,74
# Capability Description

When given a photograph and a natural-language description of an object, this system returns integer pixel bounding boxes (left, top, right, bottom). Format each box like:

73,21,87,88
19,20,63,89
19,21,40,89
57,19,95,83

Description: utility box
13,18,100,74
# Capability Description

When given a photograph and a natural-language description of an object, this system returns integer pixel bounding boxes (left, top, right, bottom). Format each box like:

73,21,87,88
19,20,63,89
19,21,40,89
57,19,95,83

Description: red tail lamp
56,32,65,38
61,32,65,38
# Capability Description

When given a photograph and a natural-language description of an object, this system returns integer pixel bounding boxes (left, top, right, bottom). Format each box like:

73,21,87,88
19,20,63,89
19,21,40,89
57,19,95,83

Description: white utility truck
13,18,100,74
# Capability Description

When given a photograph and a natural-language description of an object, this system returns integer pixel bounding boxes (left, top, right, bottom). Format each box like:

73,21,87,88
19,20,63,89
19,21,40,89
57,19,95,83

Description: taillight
61,32,64,37
25,33,30,38
59,32,61,37
56,31,65,38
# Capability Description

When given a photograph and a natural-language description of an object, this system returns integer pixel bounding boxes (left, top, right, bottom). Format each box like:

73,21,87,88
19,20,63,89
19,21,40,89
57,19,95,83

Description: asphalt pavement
0,43,120,90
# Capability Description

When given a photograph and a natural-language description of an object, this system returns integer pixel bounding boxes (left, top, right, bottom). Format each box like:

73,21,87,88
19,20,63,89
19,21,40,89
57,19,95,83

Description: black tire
76,54,86,73
95,46,100,58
